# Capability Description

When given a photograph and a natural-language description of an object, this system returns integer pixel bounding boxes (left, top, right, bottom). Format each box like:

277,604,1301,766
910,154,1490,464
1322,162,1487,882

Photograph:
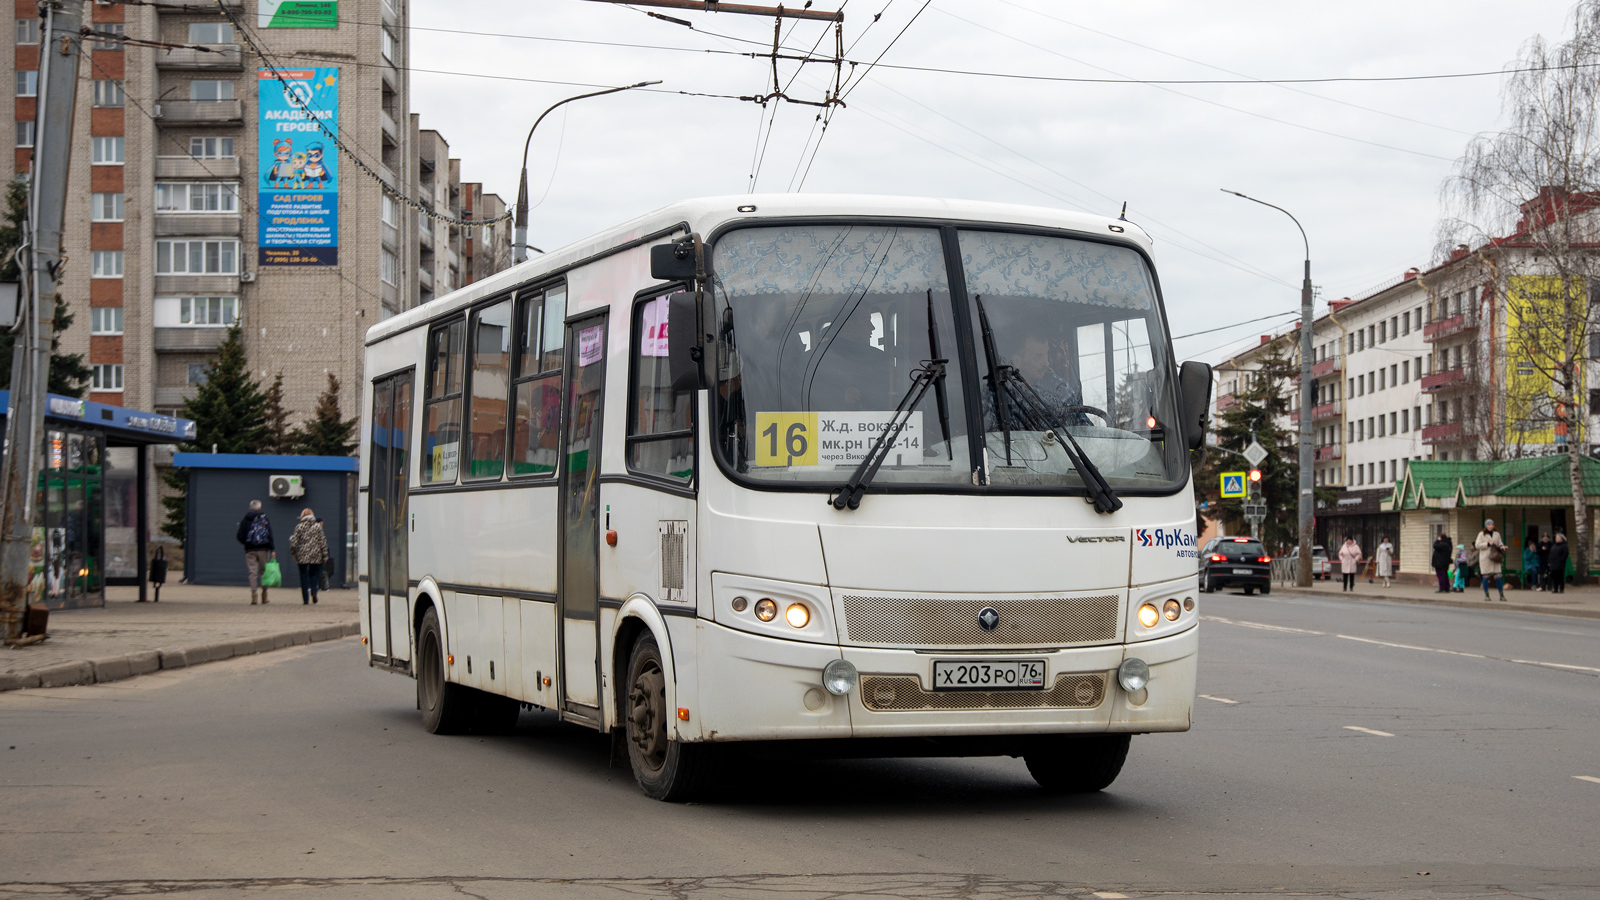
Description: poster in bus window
579,325,605,366
258,68,339,265
641,297,670,357
259,0,337,28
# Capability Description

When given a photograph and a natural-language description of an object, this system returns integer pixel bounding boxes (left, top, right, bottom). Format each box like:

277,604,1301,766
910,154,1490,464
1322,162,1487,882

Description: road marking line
1198,694,1238,704
1574,776,1600,785
1337,634,1488,659
1203,615,1325,635
1344,726,1395,737
1092,894,1129,899
1511,659,1600,674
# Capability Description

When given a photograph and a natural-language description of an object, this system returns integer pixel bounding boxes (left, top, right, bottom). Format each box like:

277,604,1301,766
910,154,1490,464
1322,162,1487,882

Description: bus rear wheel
1023,734,1131,793
417,607,474,735
625,633,714,801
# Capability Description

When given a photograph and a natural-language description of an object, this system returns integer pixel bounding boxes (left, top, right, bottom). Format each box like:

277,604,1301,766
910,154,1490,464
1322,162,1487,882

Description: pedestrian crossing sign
1220,472,1246,498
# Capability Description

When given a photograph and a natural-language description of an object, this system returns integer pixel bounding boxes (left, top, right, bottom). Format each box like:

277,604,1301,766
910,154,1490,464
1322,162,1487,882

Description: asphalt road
1,591,1596,900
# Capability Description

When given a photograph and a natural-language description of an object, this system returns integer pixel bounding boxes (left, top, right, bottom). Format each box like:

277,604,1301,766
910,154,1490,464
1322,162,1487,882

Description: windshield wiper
973,296,1123,515
926,290,953,460
830,358,948,510
974,294,1015,466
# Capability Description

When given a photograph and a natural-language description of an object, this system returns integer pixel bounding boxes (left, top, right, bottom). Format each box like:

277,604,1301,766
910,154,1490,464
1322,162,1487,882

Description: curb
1276,586,1600,620
0,621,361,692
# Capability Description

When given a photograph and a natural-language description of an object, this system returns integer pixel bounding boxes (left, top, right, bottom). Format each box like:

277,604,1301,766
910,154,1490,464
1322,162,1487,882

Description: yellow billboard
1505,275,1586,445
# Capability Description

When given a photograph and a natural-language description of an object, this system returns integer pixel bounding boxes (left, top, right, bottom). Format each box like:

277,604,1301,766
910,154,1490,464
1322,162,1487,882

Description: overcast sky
404,0,1577,363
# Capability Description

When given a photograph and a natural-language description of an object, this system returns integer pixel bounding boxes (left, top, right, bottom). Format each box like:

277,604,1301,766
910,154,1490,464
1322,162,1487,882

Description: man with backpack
236,500,277,605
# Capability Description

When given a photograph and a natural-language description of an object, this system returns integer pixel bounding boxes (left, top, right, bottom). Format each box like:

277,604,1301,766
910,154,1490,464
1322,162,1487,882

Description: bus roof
365,193,1154,346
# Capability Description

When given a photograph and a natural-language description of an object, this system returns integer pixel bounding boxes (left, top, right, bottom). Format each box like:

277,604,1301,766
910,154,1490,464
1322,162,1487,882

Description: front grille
840,593,1120,647
860,673,1107,711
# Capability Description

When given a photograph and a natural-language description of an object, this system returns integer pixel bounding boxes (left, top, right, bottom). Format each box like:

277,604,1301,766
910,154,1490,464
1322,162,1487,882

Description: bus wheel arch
611,598,679,735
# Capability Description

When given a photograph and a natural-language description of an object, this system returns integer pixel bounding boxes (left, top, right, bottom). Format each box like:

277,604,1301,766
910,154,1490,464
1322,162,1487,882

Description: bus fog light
822,659,858,695
1163,599,1182,621
1138,603,1160,628
1183,597,1195,611
1118,658,1150,693
731,596,748,612
754,598,777,621
785,603,810,628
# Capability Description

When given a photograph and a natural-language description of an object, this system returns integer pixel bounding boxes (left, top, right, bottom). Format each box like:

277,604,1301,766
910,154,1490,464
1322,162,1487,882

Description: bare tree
1439,0,1600,578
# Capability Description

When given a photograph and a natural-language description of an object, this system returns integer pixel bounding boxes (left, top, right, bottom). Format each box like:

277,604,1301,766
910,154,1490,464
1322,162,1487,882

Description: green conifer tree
260,373,296,454
0,177,89,398
294,372,358,457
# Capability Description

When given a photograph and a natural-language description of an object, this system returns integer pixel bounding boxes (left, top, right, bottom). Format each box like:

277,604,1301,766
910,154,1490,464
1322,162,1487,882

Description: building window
1590,389,1600,417
189,136,235,159
15,70,37,97
91,307,124,335
155,182,239,213
15,121,34,148
1402,360,1409,383
187,21,234,43
380,248,398,285
15,18,38,44
92,79,124,108
1401,409,1409,432
91,192,124,222
187,363,209,385
91,364,123,392
180,296,237,325
92,136,124,163
90,250,124,277
1389,411,1397,434
381,193,398,226
381,27,398,62
189,80,234,101
155,239,239,275
91,23,124,50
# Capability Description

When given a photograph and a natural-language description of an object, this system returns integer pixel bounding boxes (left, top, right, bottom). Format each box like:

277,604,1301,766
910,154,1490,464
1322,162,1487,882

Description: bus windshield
709,223,1184,492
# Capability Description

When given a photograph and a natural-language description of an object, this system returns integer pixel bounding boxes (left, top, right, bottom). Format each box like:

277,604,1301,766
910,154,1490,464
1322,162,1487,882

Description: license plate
932,659,1046,690
1233,568,1254,574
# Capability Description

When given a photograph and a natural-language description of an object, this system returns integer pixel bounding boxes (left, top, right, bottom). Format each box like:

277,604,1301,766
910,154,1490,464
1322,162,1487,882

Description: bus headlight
785,603,810,628
1118,658,1150,693
822,659,858,695
1163,599,1182,621
754,598,777,622
1137,603,1160,629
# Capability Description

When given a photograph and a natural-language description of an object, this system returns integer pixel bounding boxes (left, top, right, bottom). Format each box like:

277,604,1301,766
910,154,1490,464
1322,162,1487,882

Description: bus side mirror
651,240,698,281
668,290,702,391
1178,360,1212,450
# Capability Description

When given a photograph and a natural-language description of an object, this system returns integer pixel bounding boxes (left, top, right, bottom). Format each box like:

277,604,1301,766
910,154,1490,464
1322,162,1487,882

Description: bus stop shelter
0,390,196,608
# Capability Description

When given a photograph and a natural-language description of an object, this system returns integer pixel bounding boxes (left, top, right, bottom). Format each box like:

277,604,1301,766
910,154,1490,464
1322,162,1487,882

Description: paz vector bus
358,194,1213,800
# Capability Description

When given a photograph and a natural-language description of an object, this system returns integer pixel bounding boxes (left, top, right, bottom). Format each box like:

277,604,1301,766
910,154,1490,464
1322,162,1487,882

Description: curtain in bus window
422,319,465,484
466,299,512,480
629,292,693,482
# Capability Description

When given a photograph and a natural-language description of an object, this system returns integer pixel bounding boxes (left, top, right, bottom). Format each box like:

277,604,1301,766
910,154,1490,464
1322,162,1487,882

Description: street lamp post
1223,189,1315,588
514,81,662,264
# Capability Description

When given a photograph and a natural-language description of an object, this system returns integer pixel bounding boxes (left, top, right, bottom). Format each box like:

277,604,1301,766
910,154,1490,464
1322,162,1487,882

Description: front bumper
690,618,1196,742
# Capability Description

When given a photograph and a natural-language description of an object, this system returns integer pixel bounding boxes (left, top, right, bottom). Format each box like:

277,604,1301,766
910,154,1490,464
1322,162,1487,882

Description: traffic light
1248,468,1262,483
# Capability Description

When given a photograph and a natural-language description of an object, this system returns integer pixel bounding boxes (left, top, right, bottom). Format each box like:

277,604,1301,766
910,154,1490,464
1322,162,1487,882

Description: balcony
1312,400,1342,421
418,267,433,291
1422,421,1464,444
154,214,241,236
1311,357,1341,378
155,155,241,179
1315,445,1342,461
1216,393,1238,412
155,44,242,69
154,327,230,352
1424,312,1478,343
157,100,244,124
1421,367,1470,392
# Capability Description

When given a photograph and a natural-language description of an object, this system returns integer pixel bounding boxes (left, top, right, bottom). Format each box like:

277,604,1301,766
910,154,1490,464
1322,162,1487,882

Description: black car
1200,536,1271,595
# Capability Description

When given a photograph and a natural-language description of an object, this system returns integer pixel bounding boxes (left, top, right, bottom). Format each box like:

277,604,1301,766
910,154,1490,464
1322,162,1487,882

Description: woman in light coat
1338,535,1363,592
1474,518,1507,601
289,508,331,605
1375,536,1395,588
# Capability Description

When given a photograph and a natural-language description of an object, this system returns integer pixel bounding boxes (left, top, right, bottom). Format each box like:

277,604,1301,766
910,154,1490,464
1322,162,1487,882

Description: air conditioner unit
239,271,257,283
268,474,304,499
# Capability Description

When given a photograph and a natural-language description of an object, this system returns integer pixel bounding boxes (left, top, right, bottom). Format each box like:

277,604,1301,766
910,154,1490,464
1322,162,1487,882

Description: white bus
360,194,1213,800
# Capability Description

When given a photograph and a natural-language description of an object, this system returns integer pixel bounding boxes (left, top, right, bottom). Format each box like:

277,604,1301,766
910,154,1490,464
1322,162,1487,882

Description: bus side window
626,290,695,483
464,298,513,481
422,317,465,484
510,286,564,477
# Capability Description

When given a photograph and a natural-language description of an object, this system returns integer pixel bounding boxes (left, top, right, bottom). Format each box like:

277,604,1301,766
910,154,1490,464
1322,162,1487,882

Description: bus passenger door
558,311,608,716
367,371,413,665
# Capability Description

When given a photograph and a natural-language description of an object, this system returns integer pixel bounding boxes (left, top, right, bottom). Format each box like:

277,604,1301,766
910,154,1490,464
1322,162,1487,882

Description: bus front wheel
625,633,715,801
1023,733,1131,793
417,607,474,735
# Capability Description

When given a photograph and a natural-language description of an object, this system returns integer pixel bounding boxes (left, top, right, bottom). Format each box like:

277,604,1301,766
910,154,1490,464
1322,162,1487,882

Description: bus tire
417,607,474,735
625,633,714,801
1024,733,1131,794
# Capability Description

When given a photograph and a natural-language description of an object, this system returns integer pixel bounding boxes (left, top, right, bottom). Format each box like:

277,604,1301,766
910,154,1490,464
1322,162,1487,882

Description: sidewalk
1276,574,1600,619
1,581,362,691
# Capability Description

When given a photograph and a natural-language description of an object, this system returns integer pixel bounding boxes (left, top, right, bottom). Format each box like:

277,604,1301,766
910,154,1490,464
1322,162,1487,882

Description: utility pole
1223,189,1315,588
0,0,85,640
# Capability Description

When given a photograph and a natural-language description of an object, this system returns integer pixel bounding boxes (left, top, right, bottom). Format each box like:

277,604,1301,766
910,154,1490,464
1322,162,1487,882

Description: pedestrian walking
236,500,276,605
1451,545,1468,591
1375,536,1395,588
1474,519,1507,602
1537,534,1553,591
1431,533,1453,593
1523,540,1541,592
1549,532,1570,593
1338,535,1362,592
289,507,330,605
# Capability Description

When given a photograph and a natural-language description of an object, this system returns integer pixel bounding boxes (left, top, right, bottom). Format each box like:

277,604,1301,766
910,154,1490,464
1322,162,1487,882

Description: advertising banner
259,0,337,28
258,68,339,266
1505,275,1587,445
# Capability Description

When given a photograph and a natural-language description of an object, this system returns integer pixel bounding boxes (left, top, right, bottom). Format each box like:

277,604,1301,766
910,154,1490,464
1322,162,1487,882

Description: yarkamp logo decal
1136,527,1197,558
1065,534,1126,543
